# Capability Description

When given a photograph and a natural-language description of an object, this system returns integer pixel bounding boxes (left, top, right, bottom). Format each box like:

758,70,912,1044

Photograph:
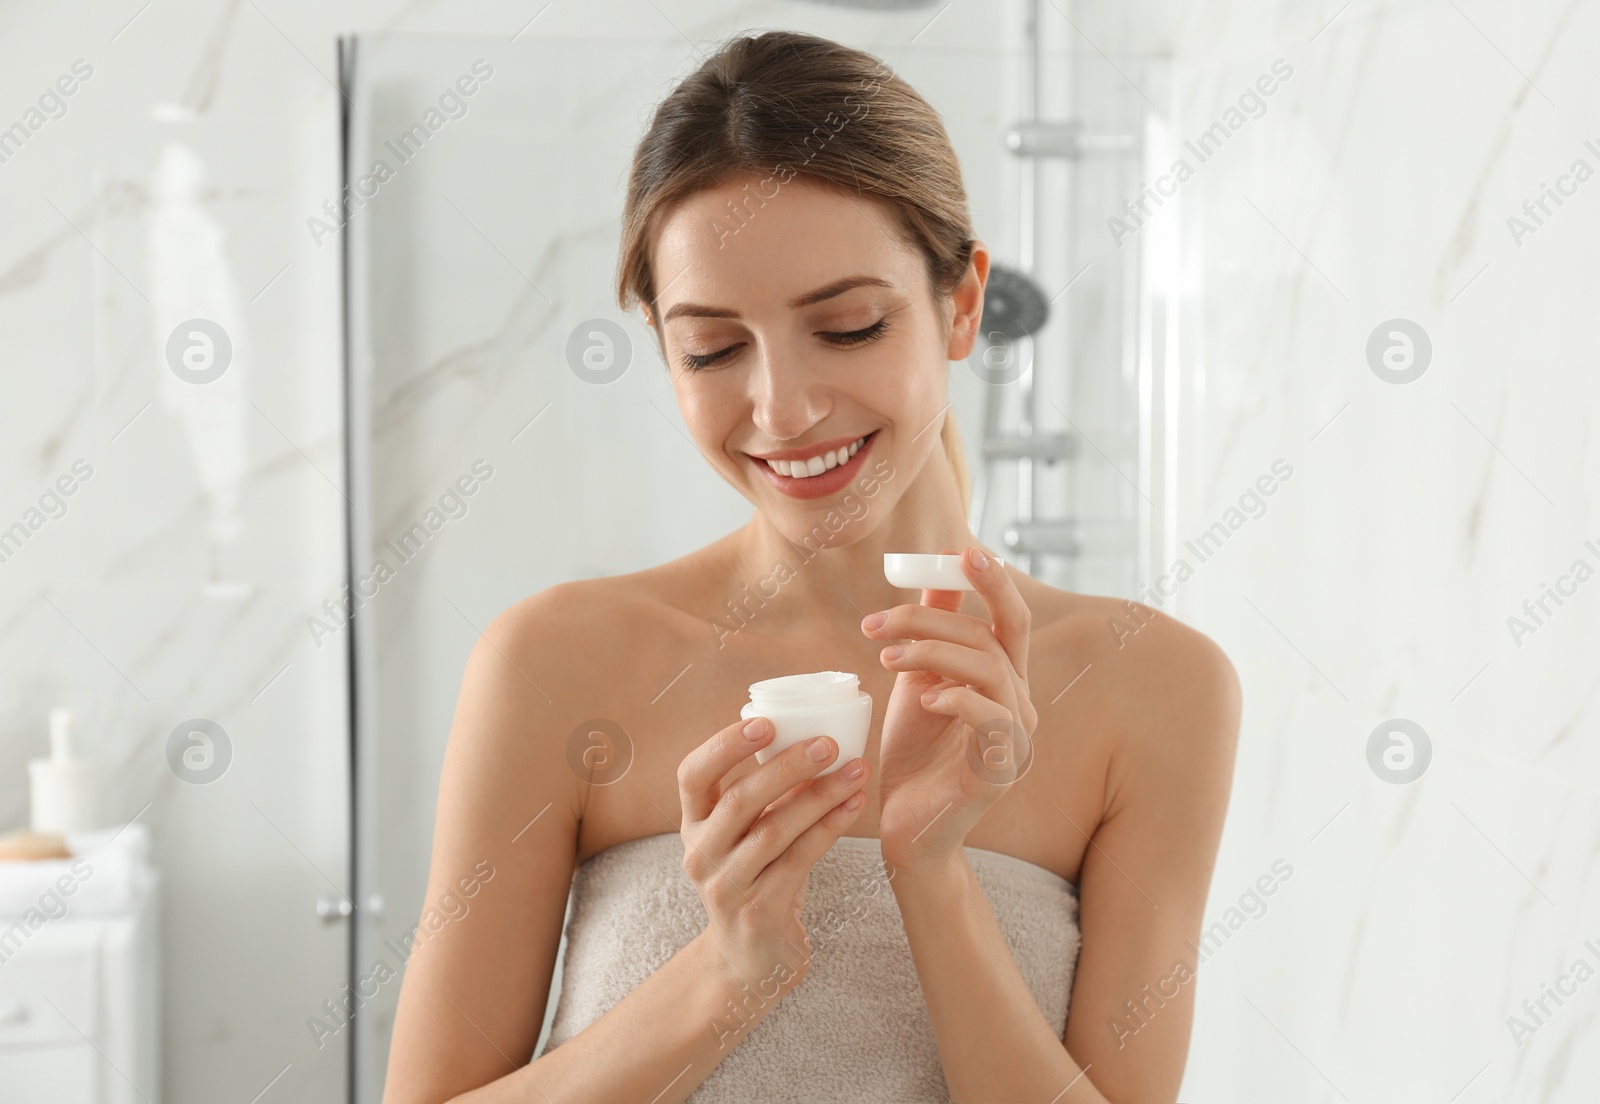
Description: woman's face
646,173,984,542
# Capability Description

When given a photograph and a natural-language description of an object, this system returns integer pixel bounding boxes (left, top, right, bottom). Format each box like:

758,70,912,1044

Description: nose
748,337,828,442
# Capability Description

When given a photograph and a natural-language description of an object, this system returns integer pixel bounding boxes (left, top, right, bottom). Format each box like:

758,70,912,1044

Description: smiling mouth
749,429,880,500
755,430,876,479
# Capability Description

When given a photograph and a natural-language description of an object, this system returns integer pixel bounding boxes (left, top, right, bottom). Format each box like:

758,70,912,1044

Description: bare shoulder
1089,598,1238,826
487,566,684,667
392,579,679,1099
1010,573,1241,764
1067,595,1236,715
445,576,664,791
469,559,724,744
491,574,645,643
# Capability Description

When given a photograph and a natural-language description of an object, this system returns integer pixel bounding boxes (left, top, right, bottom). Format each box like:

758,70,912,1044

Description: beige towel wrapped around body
539,831,1082,1102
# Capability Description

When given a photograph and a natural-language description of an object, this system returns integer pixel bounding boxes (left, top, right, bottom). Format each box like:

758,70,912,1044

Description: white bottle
740,671,873,777
29,707,106,834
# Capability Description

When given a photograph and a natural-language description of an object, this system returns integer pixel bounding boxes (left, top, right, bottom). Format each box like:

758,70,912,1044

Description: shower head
980,264,1051,342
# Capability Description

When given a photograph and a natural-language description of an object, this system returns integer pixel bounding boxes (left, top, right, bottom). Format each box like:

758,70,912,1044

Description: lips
751,430,878,500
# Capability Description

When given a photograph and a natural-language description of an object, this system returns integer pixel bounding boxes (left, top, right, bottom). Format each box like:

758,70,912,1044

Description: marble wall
1,1,353,1099
1156,1,1600,1101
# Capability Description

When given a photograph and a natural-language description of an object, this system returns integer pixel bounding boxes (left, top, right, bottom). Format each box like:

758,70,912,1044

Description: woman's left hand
860,545,1038,875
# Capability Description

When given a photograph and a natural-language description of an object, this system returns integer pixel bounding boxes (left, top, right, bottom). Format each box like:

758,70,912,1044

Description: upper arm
382,586,589,1104
1062,609,1241,1102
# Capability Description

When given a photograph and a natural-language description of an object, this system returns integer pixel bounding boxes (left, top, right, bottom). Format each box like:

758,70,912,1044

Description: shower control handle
1005,120,1136,159
316,894,353,923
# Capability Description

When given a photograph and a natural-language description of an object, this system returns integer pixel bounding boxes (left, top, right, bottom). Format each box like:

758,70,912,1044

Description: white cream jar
739,671,872,777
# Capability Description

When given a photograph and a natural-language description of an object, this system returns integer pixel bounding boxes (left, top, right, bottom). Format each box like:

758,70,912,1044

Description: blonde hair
940,412,971,514
615,29,977,517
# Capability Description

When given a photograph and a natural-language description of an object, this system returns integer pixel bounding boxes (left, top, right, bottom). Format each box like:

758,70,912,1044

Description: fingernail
921,689,943,706
807,737,834,762
971,547,988,569
744,719,768,741
883,645,903,660
842,759,865,780
862,611,887,631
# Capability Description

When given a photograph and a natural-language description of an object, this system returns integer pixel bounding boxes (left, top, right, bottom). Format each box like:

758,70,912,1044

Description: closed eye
678,319,890,372
824,318,889,348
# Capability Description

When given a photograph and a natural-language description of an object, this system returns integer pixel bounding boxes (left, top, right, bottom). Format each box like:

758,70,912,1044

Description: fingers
748,773,869,903
678,716,773,824
960,544,1032,675
861,603,1002,654
879,636,1017,705
920,684,1033,784
862,598,1016,703
732,753,868,871
919,681,1004,726
697,733,847,863
861,544,1032,686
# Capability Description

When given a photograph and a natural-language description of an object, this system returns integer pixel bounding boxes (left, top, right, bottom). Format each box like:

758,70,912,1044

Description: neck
725,446,994,633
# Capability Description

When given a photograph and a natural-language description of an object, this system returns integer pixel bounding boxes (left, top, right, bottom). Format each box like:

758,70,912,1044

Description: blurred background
1,0,1596,1101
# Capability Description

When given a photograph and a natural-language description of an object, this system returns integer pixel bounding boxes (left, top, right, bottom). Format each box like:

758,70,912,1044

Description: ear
642,305,666,361
945,239,990,361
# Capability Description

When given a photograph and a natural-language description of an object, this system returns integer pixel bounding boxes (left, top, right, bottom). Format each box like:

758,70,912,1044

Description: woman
384,29,1239,1104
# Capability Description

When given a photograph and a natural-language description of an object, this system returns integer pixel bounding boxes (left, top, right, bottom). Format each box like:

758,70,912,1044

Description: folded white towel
540,831,1081,1102
0,823,152,917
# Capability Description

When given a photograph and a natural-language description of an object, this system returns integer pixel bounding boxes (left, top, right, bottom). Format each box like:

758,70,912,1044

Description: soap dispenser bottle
29,707,106,834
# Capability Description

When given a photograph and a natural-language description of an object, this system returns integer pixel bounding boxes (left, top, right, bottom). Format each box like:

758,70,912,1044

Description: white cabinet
0,871,159,1103
1,1045,100,1103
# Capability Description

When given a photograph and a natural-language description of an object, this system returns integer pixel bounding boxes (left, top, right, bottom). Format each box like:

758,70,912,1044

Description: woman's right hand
678,716,871,993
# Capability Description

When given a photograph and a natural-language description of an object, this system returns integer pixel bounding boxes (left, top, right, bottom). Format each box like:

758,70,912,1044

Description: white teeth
765,435,869,479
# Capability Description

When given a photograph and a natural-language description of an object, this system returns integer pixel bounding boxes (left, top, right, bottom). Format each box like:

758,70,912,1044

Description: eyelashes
830,318,890,350
827,318,890,349
678,318,890,372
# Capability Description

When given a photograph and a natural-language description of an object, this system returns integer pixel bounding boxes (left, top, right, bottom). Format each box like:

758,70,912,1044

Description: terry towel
539,831,1082,1102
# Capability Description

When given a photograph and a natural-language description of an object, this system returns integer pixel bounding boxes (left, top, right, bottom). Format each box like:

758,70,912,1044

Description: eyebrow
659,274,896,324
